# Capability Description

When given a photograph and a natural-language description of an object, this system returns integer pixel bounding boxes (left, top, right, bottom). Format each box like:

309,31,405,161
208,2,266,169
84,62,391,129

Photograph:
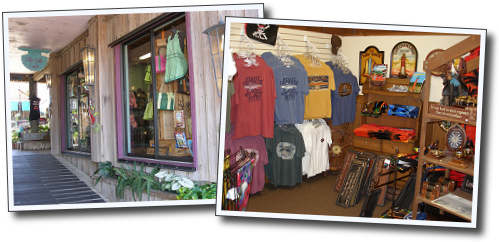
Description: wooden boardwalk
12,152,106,206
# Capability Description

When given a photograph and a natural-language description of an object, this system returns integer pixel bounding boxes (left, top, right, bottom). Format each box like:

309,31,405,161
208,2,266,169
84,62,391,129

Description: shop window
65,66,91,152
121,14,194,166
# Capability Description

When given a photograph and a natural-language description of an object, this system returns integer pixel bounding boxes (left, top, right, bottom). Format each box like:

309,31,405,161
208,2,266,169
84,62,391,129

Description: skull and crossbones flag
245,23,279,45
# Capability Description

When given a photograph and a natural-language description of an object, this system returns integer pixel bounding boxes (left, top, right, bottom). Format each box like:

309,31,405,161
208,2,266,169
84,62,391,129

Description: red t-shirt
231,53,276,139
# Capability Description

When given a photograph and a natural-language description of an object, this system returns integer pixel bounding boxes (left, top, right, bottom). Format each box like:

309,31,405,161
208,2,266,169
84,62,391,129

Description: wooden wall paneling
49,53,62,155
87,16,101,163
98,16,118,163
188,11,208,182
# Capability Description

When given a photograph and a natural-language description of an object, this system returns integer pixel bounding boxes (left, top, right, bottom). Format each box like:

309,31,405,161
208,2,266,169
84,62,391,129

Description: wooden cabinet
412,35,481,221
353,77,422,155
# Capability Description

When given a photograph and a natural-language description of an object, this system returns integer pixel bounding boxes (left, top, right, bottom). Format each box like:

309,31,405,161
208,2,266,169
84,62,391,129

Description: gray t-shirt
262,52,309,124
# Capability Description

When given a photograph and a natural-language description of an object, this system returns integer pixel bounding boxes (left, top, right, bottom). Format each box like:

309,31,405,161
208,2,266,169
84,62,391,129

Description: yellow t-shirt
294,55,335,120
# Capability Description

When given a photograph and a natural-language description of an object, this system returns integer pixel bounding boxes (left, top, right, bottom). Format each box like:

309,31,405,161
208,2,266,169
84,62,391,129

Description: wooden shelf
416,189,473,221
421,152,474,176
412,35,481,221
363,88,421,99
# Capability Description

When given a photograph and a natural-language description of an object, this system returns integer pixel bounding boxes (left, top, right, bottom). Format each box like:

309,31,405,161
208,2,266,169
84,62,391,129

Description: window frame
60,61,92,157
113,12,198,171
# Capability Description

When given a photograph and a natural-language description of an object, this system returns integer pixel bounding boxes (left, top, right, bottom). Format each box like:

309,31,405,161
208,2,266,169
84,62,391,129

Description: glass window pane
66,67,91,152
153,17,193,159
124,34,154,157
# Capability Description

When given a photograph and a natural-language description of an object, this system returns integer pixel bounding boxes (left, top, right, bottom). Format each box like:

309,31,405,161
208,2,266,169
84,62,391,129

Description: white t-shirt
295,119,332,178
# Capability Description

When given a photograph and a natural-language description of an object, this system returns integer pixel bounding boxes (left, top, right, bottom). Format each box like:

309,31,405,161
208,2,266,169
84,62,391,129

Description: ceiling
280,25,470,37
7,15,94,75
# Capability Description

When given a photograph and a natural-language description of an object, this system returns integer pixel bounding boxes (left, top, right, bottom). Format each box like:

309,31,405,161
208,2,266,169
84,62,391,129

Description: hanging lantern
203,21,225,97
44,73,52,88
80,45,96,86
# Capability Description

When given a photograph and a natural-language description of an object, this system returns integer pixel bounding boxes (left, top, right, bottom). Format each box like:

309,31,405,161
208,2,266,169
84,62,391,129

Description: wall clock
446,124,466,151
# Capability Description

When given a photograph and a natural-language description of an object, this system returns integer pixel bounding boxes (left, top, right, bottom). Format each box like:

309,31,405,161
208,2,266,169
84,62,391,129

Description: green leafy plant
11,130,20,143
155,171,194,192
92,162,116,185
177,182,217,200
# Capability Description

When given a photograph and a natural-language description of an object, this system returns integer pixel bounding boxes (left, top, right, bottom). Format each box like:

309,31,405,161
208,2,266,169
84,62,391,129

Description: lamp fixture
45,73,52,88
203,21,225,97
81,45,96,86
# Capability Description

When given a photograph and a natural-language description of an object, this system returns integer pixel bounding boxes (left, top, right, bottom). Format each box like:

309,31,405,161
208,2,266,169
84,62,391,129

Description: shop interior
221,22,480,222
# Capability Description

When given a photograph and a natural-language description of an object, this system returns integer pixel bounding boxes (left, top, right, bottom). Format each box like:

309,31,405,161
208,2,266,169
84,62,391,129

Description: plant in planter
177,182,217,200
93,161,161,202
155,171,194,192
92,162,116,185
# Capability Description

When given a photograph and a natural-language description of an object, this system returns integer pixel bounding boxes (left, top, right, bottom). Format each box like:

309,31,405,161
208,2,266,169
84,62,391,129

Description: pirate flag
245,23,279,45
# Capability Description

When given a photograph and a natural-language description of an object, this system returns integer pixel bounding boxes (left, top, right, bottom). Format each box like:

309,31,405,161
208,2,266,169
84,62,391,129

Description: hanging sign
359,46,384,85
19,48,50,71
390,42,418,79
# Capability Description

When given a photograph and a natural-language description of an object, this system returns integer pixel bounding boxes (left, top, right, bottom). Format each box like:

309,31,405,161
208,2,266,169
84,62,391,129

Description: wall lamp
81,45,96,86
203,21,225,97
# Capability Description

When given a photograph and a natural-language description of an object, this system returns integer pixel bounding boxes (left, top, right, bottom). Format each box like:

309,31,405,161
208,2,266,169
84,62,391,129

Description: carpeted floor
245,171,396,218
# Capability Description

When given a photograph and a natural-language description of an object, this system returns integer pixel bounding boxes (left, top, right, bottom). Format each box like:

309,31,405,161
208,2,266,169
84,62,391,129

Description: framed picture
390,41,418,79
359,46,384,85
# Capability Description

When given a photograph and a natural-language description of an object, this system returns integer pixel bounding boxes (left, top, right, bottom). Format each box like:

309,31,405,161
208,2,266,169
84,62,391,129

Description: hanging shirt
261,52,305,69
295,119,332,178
325,61,360,126
29,96,41,121
231,53,276,139
294,55,335,120
261,52,309,124
225,130,268,194
264,124,306,187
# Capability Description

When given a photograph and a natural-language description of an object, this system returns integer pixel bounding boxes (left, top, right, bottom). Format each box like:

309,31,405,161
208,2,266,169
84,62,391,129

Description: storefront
37,7,261,201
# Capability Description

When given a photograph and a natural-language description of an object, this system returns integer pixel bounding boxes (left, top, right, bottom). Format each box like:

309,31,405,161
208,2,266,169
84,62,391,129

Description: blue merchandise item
262,52,309,124
326,61,360,126
261,52,305,69
387,104,420,118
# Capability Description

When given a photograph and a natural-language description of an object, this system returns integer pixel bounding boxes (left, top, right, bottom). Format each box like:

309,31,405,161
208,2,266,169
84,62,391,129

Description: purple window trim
114,13,197,169
60,75,66,152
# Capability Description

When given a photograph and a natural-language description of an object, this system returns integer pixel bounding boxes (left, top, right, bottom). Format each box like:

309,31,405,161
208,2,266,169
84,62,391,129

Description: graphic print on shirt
280,77,299,100
309,76,329,91
243,76,263,102
276,142,297,160
338,82,352,97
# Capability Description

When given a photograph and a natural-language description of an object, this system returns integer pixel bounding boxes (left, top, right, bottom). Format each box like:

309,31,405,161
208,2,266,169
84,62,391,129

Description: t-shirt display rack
224,26,365,212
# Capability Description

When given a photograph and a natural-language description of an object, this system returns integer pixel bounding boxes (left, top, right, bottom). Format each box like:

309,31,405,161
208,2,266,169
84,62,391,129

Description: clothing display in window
325,61,360,126
261,52,310,124
231,53,276,139
164,32,188,83
295,119,332,178
293,54,336,120
225,130,268,194
29,96,41,121
264,124,306,187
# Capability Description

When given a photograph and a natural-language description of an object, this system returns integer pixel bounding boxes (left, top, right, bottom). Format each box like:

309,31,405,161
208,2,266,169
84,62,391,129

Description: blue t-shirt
261,52,305,69
326,62,360,126
262,52,309,124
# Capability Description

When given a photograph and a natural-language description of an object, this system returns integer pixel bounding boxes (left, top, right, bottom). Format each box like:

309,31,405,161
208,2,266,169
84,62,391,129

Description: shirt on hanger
225,130,269,194
326,61,360,126
231,53,276,139
261,52,310,124
264,124,306,187
294,55,336,120
295,119,332,178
